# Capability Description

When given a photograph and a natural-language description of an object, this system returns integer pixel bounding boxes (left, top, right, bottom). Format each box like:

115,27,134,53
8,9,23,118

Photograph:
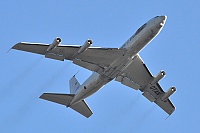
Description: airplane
12,15,176,118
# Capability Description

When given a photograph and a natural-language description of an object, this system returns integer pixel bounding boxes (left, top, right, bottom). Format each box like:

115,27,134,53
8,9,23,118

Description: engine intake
77,39,93,54
151,70,166,84
46,37,62,52
161,87,176,101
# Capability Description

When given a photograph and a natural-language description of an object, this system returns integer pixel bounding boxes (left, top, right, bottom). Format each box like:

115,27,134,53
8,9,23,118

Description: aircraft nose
160,15,167,20
160,16,167,26
160,16,167,23
154,15,167,27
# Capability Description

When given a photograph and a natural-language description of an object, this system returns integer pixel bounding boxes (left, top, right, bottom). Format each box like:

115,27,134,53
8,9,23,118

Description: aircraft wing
116,54,175,115
12,42,125,73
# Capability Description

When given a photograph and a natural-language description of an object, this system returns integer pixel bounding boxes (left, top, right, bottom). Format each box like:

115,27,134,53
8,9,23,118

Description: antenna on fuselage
6,48,12,53
165,115,171,120
73,71,80,77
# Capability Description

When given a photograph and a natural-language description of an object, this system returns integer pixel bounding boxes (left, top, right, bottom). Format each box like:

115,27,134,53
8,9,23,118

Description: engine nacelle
151,70,166,85
46,37,62,52
77,39,93,54
161,87,176,101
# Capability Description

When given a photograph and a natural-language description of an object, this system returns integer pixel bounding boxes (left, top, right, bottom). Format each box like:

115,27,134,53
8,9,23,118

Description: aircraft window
134,23,147,35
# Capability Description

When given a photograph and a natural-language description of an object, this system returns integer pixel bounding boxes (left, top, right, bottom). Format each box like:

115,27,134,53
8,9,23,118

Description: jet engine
151,70,166,85
46,37,62,52
77,39,93,54
161,87,176,101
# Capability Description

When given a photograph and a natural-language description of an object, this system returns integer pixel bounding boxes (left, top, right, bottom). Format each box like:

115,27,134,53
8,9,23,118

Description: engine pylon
77,39,93,54
161,87,176,101
46,37,62,52
151,70,166,85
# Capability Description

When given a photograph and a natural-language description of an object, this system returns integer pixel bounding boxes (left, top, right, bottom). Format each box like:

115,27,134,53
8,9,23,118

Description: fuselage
70,16,167,106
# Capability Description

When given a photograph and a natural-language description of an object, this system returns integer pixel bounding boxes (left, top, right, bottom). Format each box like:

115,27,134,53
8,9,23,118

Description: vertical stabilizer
69,76,81,94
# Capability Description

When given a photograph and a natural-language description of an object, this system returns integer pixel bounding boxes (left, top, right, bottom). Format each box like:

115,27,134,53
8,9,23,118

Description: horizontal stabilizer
40,93,93,118
40,93,74,106
71,100,93,118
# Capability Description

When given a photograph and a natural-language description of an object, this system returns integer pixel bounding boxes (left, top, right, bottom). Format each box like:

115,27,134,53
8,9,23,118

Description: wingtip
39,94,44,99
39,93,48,99
167,107,175,115
86,114,93,118
11,43,22,50
7,43,22,53
166,109,175,120
39,93,49,100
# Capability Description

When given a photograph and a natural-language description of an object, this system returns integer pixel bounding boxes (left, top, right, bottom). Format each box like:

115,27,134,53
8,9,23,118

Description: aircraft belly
102,29,157,79
81,76,111,99
128,33,150,54
71,74,111,105
96,26,160,81
127,26,160,56
82,84,105,99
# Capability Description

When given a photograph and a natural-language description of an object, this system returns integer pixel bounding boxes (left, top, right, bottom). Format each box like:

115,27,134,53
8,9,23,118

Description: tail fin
69,76,81,94
40,93,93,118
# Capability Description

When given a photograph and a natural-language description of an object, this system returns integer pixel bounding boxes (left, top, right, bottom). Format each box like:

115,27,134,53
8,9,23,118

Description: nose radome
160,15,167,21
154,15,167,24
161,16,167,25
157,15,167,26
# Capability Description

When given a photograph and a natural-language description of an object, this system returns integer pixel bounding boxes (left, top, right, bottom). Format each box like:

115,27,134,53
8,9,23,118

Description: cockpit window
134,23,147,35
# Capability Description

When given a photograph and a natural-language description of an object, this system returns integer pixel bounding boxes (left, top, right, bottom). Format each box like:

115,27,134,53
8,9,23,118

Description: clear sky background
0,1,199,132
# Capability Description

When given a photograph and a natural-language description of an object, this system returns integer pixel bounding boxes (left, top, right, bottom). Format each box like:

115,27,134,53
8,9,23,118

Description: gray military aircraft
12,16,176,118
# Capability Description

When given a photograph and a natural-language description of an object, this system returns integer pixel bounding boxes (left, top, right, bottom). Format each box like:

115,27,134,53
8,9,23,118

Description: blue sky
0,1,199,132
